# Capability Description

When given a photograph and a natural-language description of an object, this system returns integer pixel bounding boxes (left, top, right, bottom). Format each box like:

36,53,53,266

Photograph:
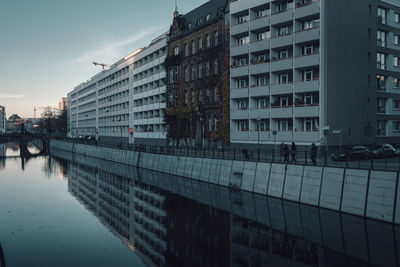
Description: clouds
0,92,25,99
65,25,165,69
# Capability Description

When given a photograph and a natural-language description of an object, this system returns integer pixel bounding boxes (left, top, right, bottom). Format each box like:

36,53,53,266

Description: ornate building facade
165,0,229,148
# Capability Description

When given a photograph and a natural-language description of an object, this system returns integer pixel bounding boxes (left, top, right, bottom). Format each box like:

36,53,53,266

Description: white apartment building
229,0,400,146
0,106,5,134
68,34,167,145
130,34,167,145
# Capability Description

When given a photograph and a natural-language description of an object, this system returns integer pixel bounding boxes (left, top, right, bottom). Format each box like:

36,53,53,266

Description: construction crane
92,62,108,70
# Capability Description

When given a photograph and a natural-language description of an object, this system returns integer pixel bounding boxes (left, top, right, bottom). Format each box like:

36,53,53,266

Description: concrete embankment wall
50,139,400,224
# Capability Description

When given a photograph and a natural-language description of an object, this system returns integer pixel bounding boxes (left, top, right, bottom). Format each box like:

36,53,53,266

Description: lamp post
257,116,260,146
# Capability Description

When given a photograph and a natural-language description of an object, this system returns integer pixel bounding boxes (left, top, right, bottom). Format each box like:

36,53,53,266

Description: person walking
311,143,317,165
283,144,289,164
291,142,297,163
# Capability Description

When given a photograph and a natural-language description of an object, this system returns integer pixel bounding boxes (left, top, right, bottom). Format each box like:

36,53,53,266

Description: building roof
173,0,227,38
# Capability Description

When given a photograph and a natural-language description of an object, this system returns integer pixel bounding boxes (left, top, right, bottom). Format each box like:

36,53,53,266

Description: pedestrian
291,142,296,163
311,143,317,165
283,144,289,163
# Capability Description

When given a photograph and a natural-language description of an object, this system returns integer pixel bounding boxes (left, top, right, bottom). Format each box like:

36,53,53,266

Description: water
0,144,399,267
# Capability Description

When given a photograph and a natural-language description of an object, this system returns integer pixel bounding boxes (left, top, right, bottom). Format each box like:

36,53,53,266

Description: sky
0,0,208,118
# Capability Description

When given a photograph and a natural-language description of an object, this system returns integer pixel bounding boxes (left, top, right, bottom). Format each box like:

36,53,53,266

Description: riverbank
50,139,400,225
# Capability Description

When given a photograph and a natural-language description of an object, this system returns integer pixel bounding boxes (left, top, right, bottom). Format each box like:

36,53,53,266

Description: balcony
271,82,293,94
295,1,320,19
231,88,250,99
271,33,293,49
271,58,293,72
294,104,319,117
231,130,250,142
250,39,270,53
295,27,320,43
376,129,387,136
249,85,270,97
250,16,270,31
231,65,249,78
377,107,387,114
272,131,293,142
231,21,249,36
270,106,293,118
249,130,270,141
231,108,250,120
271,9,293,25
249,61,270,74
294,53,319,68
249,108,270,119
231,44,249,56
294,79,319,93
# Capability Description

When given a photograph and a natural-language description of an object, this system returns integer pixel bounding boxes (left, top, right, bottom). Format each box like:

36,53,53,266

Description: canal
0,143,399,267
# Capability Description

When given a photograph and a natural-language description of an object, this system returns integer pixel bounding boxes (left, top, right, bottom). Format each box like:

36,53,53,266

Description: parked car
371,144,397,158
348,146,372,160
331,146,371,161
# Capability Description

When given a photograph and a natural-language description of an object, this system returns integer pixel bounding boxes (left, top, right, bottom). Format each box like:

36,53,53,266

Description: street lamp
257,117,260,146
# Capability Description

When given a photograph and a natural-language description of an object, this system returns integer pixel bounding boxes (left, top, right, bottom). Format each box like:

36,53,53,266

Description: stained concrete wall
283,165,304,202
300,166,323,206
253,163,271,195
341,169,369,216
319,167,345,211
268,164,286,198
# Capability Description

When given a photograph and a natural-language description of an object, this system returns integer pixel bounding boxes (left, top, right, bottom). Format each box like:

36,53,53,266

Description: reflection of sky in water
0,157,145,267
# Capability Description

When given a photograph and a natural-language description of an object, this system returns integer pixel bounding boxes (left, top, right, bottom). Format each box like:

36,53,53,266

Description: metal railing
53,137,400,172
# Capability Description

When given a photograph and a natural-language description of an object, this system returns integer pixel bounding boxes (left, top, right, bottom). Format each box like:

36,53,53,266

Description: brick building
165,0,229,148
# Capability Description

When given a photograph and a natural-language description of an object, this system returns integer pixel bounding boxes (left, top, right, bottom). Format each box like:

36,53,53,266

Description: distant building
0,106,5,133
58,97,67,110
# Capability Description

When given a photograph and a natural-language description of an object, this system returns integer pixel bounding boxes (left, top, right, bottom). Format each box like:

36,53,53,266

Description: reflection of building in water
130,183,167,266
68,163,132,248
0,106,5,133
0,144,5,169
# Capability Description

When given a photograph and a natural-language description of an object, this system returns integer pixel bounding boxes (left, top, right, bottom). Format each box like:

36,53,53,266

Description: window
199,90,203,103
184,43,188,57
206,61,210,76
302,43,319,55
173,46,179,56
205,13,211,22
198,63,203,79
258,75,268,86
169,69,174,84
277,2,288,12
377,30,387,47
303,69,313,81
214,30,219,46
206,88,211,102
191,65,196,80
394,78,400,88
184,66,189,81
239,79,248,88
257,8,269,18
257,30,270,41
238,120,249,131
191,90,195,104
206,34,211,48
377,53,386,69
395,13,400,23
238,99,248,109
378,7,387,24
214,87,219,103
298,0,312,5
278,25,289,36
238,57,248,66
393,121,400,131
214,59,218,75
238,14,249,23
279,73,289,84
377,120,386,135
279,49,289,59
395,35,400,46
198,36,203,50
302,19,320,30
377,75,387,91
191,40,195,54
278,118,293,131
256,119,269,131
377,98,387,113
257,97,269,108
238,36,249,45
393,99,400,110
395,57,400,67
184,91,188,105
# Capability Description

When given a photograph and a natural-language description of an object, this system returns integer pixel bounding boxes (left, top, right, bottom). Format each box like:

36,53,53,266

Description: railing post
272,150,275,163
234,149,236,160
212,147,215,158
258,149,260,162
222,146,225,159
305,151,308,165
